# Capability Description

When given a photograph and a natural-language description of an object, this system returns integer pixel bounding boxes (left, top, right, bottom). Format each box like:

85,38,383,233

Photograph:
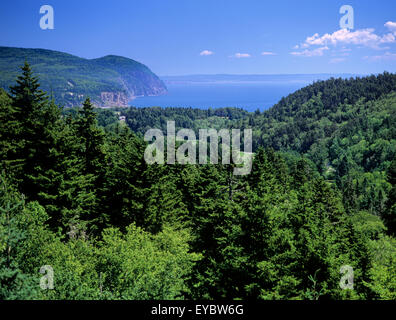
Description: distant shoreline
160,73,365,84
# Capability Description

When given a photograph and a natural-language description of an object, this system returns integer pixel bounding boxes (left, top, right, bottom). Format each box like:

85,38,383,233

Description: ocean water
130,82,308,112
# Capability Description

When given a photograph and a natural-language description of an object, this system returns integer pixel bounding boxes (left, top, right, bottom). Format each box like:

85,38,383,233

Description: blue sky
1,0,395,75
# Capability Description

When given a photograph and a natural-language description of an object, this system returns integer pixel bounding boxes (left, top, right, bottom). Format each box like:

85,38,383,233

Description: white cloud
200,50,214,56
232,53,251,58
364,52,396,61
332,49,350,57
340,47,352,52
297,25,396,50
385,21,396,33
290,46,329,57
329,58,346,64
261,51,276,56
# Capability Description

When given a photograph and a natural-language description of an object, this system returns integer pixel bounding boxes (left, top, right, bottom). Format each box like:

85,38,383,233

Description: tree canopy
0,64,394,300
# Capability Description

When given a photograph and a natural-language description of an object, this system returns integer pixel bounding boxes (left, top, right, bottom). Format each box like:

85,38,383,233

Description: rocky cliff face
96,84,168,108
99,92,129,107
91,55,168,107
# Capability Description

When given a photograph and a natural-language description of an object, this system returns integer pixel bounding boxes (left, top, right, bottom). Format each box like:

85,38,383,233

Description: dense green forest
0,47,167,107
0,63,395,300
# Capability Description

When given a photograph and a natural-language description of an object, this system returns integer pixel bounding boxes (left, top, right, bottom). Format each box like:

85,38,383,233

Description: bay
130,82,307,112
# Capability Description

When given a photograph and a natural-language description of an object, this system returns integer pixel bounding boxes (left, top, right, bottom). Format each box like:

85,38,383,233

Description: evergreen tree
73,98,107,234
384,157,396,235
0,89,22,176
8,62,60,207
101,126,148,230
75,98,106,175
0,175,38,299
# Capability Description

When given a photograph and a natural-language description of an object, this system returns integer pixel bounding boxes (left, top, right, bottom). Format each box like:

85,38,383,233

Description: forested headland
0,62,395,300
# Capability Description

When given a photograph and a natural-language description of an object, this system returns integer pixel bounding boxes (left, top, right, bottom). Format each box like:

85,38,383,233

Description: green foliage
121,106,248,136
0,65,395,300
0,46,167,107
0,88,21,174
7,61,60,207
97,225,198,299
384,157,396,235
364,235,396,299
232,75,396,233
0,176,39,299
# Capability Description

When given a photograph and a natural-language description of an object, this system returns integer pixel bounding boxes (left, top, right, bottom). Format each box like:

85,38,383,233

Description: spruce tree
384,157,396,235
0,175,38,299
9,62,59,205
73,98,107,234
0,89,22,176
102,126,148,230
75,98,106,175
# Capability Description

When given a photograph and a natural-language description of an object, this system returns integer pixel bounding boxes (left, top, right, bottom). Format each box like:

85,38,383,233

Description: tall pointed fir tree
75,98,106,176
385,157,396,236
0,88,22,176
73,98,107,234
8,62,61,212
0,175,38,299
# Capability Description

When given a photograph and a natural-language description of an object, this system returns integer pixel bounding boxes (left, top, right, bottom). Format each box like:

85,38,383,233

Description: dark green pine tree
0,175,38,299
101,126,148,230
0,89,22,175
241,148,292,298
73,98,107,234
184,164,247,299
9,62,60,207
75,98,106,175
46,114,96,234
384,157,396,236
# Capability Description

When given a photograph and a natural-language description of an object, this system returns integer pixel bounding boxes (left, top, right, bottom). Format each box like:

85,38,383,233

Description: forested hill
247,72,396,151
0,46,167,107
237,72,396,233
0,63,395,300
112,73,396,142
111,72,396,232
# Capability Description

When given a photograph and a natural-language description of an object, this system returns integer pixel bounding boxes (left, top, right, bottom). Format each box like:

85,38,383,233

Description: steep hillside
233,72,396,229
0,46,167,107
1,65,395,300
247,72,396,152
105,72,396,229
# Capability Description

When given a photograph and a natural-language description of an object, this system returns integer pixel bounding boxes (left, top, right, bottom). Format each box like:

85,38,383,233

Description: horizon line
159,72,371,77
